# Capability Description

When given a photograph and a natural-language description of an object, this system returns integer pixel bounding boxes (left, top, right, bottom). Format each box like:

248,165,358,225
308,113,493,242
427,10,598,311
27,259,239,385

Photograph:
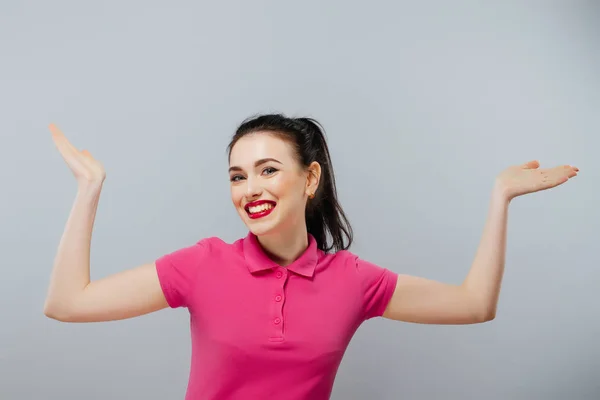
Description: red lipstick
245,200,276,219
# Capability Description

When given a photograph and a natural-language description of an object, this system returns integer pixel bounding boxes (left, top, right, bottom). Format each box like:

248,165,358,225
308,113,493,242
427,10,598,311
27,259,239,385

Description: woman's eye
263,167,278,175
230,175,244,182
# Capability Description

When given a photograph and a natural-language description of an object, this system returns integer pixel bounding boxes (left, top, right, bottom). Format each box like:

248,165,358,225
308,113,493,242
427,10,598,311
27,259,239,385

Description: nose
245,176,262,199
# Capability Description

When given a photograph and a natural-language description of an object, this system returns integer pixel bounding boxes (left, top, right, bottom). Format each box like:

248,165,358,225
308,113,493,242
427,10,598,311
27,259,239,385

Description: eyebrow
228,158,283,173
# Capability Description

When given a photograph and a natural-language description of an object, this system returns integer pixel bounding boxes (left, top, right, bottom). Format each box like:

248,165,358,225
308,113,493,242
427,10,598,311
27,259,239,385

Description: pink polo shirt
155,232,398,400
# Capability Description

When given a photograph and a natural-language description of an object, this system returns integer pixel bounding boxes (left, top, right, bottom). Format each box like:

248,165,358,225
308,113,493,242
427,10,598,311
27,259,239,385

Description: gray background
1,1,599,399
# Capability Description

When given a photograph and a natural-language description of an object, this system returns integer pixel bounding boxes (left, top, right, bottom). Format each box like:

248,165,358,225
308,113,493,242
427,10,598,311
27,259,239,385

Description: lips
244,200,277,220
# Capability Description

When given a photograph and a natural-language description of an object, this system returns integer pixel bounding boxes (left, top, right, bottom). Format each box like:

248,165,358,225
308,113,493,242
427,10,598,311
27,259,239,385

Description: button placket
269,267,287,341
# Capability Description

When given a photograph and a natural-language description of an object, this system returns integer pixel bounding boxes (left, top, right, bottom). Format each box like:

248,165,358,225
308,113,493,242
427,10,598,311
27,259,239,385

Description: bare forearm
44,183,102,315
383,161,577,325
462,183,510,320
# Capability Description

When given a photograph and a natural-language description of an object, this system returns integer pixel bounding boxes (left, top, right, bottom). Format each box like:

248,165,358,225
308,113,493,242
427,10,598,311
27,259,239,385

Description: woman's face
228,132,317,237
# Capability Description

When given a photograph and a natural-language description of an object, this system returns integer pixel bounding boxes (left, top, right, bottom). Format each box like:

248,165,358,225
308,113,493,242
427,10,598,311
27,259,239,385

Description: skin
43,124,579,325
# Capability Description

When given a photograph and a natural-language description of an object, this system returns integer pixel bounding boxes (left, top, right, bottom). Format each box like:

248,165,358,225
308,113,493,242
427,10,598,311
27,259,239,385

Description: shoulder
154,235,246,308
326,250,398,320
156,235,243,266
320,249,397,286
319,249,374,272
199,236,246,260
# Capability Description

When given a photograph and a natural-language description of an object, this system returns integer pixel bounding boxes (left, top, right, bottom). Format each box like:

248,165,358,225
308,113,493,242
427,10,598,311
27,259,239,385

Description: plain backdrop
1,1,599,399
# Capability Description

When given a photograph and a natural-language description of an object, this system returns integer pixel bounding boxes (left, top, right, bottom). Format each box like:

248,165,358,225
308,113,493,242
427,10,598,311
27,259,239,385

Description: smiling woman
43,113,579,400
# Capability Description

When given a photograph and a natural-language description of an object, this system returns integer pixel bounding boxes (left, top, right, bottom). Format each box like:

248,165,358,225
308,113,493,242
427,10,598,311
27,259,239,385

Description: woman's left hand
495,160,579,201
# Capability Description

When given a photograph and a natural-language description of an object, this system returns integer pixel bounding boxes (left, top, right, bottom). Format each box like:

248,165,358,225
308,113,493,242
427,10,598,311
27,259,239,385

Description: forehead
229,132,296,166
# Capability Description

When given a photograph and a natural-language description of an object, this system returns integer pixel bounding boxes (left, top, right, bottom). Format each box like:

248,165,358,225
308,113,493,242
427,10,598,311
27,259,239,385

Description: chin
247,221,282,238
239,210,280,237
248,225,274,237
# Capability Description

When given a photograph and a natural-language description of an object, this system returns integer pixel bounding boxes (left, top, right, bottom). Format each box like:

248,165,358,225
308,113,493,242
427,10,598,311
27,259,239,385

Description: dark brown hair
227,114,353,252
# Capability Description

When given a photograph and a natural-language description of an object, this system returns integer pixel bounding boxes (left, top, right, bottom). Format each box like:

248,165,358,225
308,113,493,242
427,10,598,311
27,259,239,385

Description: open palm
50,124,106,185
496,160,578,201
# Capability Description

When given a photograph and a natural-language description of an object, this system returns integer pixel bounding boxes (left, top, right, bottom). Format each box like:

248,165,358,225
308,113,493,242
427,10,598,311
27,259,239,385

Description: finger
49,124,91,172
563,164,579,172
561,165,578,178
545,166,577,186
550,165,578,175
522,160,540,169
49,123,79,156
49,124,91,162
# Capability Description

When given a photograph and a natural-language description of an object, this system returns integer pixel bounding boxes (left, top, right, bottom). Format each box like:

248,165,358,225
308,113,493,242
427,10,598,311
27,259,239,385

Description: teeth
248,203,274,214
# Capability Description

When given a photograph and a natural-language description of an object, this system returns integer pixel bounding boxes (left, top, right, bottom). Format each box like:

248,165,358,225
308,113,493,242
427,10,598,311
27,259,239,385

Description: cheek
269,176,305,206
268,175,297,198
230,186,244,206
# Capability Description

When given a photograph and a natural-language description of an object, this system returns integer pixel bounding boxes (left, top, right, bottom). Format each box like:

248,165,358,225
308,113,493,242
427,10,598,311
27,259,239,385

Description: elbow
464,288,497,323
43,302,63,321
44,299,76,322
480,312,496,323
476,306,497,323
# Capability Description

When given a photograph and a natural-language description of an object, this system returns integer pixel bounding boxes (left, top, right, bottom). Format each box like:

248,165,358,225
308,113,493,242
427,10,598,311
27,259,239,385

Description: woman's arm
43,124,168,323
382,160,578,324
382,188,507,324
44,184,168,322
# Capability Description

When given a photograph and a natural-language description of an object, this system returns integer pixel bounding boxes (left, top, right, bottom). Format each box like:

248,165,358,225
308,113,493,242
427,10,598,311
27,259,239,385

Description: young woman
44,114,578,399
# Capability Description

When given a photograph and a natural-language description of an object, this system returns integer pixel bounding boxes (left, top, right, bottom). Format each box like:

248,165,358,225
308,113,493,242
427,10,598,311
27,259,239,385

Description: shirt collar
242,231,319,278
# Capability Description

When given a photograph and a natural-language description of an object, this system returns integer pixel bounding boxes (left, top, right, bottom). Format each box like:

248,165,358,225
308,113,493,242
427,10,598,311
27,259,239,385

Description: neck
256,225,309,267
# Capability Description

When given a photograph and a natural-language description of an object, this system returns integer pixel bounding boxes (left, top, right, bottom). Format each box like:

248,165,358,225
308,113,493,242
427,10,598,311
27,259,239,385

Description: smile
244,200,276,219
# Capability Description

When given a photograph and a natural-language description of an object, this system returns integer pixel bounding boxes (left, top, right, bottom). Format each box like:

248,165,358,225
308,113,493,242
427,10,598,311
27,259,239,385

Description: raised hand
495,160,578,201
49,123,106,187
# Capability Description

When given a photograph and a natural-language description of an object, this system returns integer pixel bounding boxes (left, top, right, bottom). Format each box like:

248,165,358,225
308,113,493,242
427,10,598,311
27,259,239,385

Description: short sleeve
155,239,211,308
355,256,398,320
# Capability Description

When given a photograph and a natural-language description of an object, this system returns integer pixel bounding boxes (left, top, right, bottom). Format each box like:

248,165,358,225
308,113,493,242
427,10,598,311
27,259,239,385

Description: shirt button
275,295,282,302
276,271,283,279
274,318,281,325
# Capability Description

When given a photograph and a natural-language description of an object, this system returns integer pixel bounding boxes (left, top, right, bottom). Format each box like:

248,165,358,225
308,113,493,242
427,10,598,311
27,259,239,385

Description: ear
305,161,321,197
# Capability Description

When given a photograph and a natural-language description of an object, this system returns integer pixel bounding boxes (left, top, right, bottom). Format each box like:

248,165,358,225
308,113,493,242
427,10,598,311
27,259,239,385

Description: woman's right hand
50,123,106,187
